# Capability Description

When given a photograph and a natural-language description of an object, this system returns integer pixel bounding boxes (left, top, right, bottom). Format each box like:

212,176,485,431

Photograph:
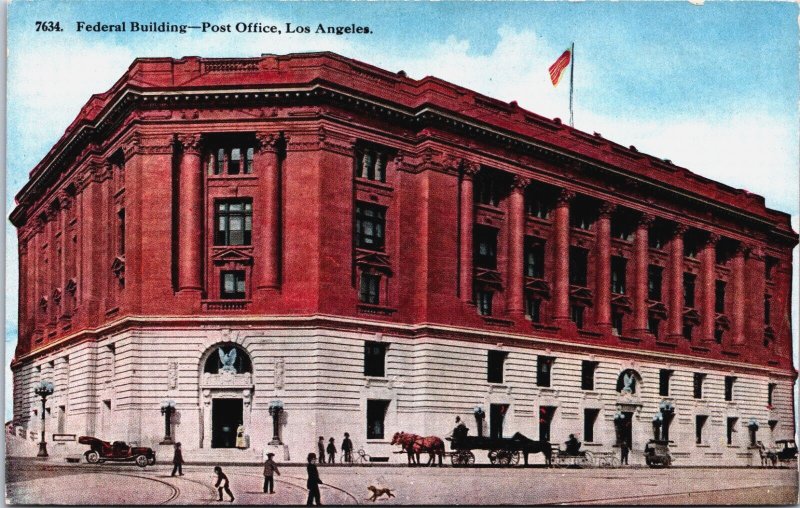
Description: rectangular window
724,376,736,402
612,313,624,335
648,317,660,338
208,145,254,175
764,295,771,325
696,415,708,444
355,203,386,250
648,265,663,301
611,222,633,241
117,209,125,256
215,200,252,246
768,383,776,406
714,328,724,343
765,257,777,281
581,361,597,391
715,280,726,314
570,208,593,230
476,290,493,316
475,171,500,206
366,400,390,439
571,305,584,329
727,417,738,445
364,342,387,377
611,256,627,294
524,239,545,278
683,272,696,308
220,271,246,299
649,231,665,250
525,298,541,323
474,226,498,269
693,373,705,399
357,147,388,182
359,273,380,305
490,403,509,439
569,247,589,286
659,369,672,397
584,408,600,443
487,351,507,384
536,356,554,387
526,196,550,219
682,323,693,340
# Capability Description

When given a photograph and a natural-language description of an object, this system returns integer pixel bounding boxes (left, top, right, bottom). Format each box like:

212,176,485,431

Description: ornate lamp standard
473,406,485,437
160,400,176,445
268,400,284,445
34,380,55,457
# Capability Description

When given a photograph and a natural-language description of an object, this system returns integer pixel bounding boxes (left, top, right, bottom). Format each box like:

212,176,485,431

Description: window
724,376,736,402
684,241,698,259
659,369,672,397
527,196,551,219
584,409,599,442
682,323,693,340
525,240,545,278
714,328,724,344
536,356,554,387
359,273,380,305
208,145,254,175
220,271,246,299
648,265,663,301
612,313,624,336
726,417,738,445
475,171,501,206
215,200,252,246
476,290,493,316
487,351,507,383
570,207,593,230
364,342,387,377
696,415,708,444
366,400,390,439
355,203,386,250
768,383,776,406
611,257,627,294
648,317,660,338
649,230,666,250
117,209,125,256
571,305,584,329
715,280,726,314
693,373,705,399
569,247,589,286
490,404,509,438
765,257,777,281
525,297,541,323
474,226,498,269
611,221,633,241
581,361,597,390
356,146,388,182
764,295,771,325
683,273,696,308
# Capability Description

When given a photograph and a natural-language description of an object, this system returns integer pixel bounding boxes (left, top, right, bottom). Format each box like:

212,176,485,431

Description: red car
78,436,156,467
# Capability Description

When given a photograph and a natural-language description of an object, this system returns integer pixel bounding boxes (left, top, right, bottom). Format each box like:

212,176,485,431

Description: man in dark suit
306,453,323,505
171,442,184,476
263,452,280,494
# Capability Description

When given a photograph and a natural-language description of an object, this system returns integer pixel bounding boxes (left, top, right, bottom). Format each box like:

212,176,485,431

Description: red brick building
11,52,797,464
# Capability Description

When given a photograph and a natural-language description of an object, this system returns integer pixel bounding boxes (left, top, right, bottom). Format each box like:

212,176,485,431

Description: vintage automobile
775,439,798,464
78,436,156,467
643,439,672,467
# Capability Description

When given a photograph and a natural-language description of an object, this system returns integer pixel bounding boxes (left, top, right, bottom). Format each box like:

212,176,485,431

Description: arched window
616,369,640,394
203,344,252,374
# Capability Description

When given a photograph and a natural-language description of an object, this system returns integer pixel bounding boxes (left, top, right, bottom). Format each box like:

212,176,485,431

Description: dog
367,485,395,502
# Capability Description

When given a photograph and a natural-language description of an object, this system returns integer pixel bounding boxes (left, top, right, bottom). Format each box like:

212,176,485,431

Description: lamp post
747,418,759,447
34,381,55,458
473,406,485,437
160,400,176,445
268,400,284,445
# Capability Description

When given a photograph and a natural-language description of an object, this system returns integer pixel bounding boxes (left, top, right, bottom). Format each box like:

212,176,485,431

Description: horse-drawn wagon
446,432,552,466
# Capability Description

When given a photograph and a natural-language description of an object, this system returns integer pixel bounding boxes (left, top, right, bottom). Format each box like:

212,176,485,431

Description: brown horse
392,432,445,466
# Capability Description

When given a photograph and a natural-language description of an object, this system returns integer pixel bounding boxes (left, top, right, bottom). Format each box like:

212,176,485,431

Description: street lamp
160,400,176,445
34,380,55,458
268,400,284,445
473,406,485,437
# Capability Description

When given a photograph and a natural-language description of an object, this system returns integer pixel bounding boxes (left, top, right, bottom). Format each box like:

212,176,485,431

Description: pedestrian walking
306,453,323,505
171,442,184,477
317,436,326,464
214,466,235,502
341,432,353,463
326,437,337,464
263,452,280,494
621,440,629,465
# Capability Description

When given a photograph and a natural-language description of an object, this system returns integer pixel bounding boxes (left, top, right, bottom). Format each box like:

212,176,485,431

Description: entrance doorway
539,406,556,442
490,404,509,438
618,411,633,446
212,399,243,448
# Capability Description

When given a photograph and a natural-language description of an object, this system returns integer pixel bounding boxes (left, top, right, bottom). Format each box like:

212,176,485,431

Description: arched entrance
614,369,643,449
199,343,254,449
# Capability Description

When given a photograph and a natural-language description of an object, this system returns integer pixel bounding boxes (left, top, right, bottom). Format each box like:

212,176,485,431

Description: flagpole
569,42,575,127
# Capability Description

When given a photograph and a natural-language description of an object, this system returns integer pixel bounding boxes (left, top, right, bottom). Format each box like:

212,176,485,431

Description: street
5,458,798,505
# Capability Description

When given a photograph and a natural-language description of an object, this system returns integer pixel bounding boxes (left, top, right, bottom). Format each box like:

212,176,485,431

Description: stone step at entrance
163,446,264,465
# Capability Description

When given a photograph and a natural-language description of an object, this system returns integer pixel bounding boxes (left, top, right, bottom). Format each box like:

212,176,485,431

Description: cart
447,432,551,466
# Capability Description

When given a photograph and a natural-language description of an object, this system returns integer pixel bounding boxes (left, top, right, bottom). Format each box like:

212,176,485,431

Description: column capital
637,212,656,228
510,175,531,192
256,132,280,154
461,160,481,179
748,244,765,261
671,223,689,238
598,202,617,219
176,133,202,155
556,189,576,206
703,232,720,247
733,242,750,257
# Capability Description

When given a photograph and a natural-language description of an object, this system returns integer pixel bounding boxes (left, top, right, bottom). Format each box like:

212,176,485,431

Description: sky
4,1,799,421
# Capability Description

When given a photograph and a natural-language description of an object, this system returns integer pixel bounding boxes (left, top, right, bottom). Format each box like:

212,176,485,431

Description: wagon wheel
466,451,475,465
581,451,594,467
450,452,462,466
508,451,520,465
488,449,499,464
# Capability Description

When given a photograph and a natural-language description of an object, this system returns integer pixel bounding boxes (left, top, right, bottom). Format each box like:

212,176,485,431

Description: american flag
548,48,572,87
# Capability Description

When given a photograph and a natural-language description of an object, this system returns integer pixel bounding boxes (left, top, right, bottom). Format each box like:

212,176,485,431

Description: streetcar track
239,471,361,504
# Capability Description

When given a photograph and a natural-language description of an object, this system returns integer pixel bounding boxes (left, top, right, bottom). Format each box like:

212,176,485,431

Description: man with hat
263,452,281,494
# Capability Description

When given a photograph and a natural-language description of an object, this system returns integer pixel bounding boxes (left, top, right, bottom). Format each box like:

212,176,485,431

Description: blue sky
5,1,799,421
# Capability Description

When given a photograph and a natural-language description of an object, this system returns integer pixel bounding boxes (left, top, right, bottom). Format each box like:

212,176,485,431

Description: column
458,161,479,302
730,243,747,346
32,227,43,334
552,189,575,322
255,133,281,292
745,245,766,350
700,233,719,343
632,213,654,334
594,202,615,332
506,175,529,315
47,213,57,325
18,239,29,341
177,134,203,292
666,224,687,341
59,195,70,319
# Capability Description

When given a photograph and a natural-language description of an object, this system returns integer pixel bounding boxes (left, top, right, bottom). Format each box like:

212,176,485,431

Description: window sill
357,303,397,316
481,316,514,327
695,443,710,448
207,174,258,181
355,177,394,192
202,300,251,311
